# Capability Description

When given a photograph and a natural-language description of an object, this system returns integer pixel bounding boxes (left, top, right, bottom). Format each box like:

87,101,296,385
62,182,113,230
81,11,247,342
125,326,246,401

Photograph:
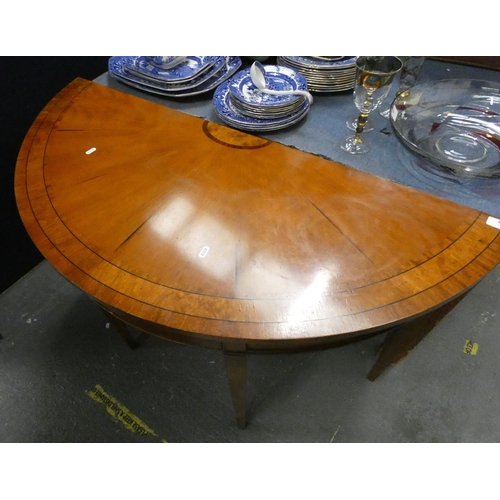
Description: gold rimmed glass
341,56,402,154
379,56,426,119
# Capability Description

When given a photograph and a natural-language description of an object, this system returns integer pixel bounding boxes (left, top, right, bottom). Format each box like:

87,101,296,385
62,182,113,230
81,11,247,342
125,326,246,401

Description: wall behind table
0,56,110,294
430,57,500,71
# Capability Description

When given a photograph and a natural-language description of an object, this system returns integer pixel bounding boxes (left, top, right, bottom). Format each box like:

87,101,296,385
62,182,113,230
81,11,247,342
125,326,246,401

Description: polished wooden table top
15,78,500,350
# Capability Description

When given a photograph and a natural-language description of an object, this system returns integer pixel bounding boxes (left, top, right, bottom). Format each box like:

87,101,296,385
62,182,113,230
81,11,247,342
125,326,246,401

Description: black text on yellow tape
87,384,167,442
463,340,479,355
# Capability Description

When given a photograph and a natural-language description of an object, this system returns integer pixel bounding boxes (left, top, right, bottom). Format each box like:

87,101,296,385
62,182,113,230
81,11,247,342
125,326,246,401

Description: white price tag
486,216,500,230
198,246,210,258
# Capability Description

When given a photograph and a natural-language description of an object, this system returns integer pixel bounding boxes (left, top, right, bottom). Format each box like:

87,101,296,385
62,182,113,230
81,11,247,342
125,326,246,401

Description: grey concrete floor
1,259,500,443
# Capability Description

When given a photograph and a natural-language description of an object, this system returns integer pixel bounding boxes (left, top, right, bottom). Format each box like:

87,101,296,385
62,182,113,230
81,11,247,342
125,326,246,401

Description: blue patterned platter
228,65,308,108
122,57,228,91
131,56,219,83
145,56,184,68
108,57,242,97
213,80,310,132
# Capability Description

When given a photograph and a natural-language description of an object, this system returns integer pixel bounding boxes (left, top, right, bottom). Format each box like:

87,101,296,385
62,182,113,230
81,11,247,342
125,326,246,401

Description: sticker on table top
486,216,500,230
198,246,210,258
86,384,167,442
86,147,97,155
463,340,479,355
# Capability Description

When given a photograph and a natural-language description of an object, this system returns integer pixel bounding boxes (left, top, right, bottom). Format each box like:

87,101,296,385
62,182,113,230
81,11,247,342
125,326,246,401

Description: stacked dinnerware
277,56,357,92
108,56,242,97
213,64,312,132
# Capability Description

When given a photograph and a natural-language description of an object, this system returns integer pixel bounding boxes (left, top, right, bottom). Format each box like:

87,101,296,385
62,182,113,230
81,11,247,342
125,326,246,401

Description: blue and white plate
277,56,357,92
282,56,357,69
108,56,242,97
230,95,307,120
131,56,220,83
213,80,311,132
229,65,308,108
309,56,345,61
144,56,185,68
123,57,227,91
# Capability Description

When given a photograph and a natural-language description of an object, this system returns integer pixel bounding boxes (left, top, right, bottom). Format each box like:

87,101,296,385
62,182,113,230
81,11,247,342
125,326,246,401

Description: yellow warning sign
463,340,479,355
87,384,167,442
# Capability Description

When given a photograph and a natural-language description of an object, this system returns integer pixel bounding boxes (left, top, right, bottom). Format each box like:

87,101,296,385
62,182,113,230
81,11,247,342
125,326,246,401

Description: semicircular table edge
14,78,500,429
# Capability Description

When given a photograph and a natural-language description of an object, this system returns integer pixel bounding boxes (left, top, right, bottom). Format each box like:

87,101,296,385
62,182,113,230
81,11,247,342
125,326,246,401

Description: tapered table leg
223,343,247,429
97,305,147,350
367,293,468,381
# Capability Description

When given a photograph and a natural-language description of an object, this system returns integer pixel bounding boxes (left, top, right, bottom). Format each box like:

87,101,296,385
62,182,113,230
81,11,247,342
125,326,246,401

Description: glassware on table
346,116,374,132
341,56,402,154
391,78,500,178
379,56,425,119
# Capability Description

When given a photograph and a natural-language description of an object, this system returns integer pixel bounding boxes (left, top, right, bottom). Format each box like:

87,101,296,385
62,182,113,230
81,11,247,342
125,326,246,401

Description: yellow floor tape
87,384,167,442
463,340,479,355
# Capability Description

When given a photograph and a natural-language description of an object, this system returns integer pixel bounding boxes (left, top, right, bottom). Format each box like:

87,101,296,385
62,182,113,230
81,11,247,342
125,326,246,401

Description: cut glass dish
391,79,500,178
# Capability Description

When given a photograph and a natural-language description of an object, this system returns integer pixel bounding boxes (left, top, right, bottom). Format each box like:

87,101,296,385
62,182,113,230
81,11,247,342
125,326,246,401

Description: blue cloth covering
95,59,500,217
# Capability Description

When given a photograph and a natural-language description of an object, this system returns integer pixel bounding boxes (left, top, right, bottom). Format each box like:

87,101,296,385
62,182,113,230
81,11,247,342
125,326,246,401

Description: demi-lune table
15,78,500,428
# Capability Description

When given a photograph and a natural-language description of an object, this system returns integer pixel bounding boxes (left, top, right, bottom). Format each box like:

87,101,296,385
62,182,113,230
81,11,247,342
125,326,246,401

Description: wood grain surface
14,78,500,350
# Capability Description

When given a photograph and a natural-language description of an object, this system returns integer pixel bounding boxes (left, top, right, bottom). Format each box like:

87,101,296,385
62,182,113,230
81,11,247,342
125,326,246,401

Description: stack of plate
213,65,312,132
277,56,357,92
108,56,242,97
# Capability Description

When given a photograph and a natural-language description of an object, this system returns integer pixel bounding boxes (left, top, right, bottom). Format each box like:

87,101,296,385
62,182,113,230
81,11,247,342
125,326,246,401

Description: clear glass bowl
390,79,500,178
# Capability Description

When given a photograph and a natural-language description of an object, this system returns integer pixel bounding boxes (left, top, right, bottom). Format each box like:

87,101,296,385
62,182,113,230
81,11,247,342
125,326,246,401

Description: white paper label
486,216,500,230
198,246,210,258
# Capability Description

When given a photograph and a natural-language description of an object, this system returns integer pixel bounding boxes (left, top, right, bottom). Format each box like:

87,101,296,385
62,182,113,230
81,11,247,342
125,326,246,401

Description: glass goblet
379,56,425,119
346,116,374,132
341,56,402,154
